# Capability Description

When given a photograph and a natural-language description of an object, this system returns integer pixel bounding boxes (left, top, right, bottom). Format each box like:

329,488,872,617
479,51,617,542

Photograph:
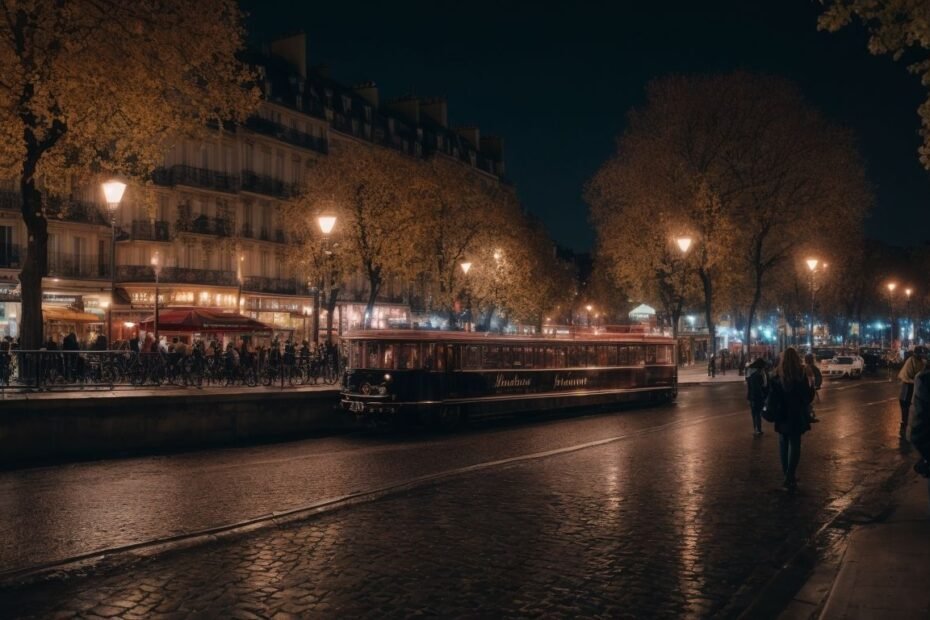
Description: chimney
454,127,480,149
352,81,379,109
420,98,448,127
385,96,419,124
480,135,504,160
270,33,308,79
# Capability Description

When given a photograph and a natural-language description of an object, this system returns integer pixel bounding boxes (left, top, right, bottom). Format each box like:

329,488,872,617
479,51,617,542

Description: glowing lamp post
585,304,593,327
151,251,162,346
885,281,898,347
101,300,110,344
806,258,820,350
236,254,245,311
676,236,693,254
102,180,126,347
905,287,914,345
460,261,473,331
313,213,337,344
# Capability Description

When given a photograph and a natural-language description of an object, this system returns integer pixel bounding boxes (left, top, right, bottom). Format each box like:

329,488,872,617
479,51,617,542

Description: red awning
138,308,274,333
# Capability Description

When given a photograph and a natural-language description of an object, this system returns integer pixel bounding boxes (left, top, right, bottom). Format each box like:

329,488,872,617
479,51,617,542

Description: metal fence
0,350,343,391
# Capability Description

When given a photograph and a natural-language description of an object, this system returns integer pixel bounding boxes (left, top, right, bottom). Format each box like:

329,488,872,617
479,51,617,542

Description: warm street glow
493,249,502,261
318,214,337,235
887,282,897,293
905,287,913,298
460,261,472,275
676,236,692,253
101,180,127,208
806,258,818,272
585,304,593,312
150,251,161,271
100,300,110,310
123,322,135,329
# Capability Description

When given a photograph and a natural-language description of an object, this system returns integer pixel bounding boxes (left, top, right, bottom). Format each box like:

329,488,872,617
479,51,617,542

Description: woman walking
769,348,814,491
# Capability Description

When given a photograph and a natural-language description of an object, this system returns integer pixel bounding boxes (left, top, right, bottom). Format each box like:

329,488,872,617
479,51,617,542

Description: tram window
500,346,514,369
428,344,446,370
645,345,656,364
382,344,395,369
585,346,597,367
366,343,380,368
554,346,567,368
350,342,362,367
397,344,419,369
513,347,527,368
566,346,581,367
484,346,501,369
463,345,481,369
630,345,645,365
656,345,672,364
535,347,546,368
606,345,618,366
617,346,629,365
596,346,609,366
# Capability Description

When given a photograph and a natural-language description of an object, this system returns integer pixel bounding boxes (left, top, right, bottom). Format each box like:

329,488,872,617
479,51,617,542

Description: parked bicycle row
0,344,344,390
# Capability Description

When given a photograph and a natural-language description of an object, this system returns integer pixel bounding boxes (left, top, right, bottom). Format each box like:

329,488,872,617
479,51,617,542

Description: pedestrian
908,365,930,512
804,353,823,423
746,357,768,435
767,347,815,491
898,346,927,438
708,353,716,378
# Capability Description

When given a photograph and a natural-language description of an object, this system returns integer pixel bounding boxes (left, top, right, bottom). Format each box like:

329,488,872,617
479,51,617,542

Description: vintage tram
340,329,677,425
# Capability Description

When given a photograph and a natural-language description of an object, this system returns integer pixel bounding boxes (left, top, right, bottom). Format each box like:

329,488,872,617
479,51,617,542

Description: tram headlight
384,373,392,382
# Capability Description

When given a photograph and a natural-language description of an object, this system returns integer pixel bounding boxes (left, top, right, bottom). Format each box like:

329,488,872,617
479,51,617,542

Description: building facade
0,33,506,345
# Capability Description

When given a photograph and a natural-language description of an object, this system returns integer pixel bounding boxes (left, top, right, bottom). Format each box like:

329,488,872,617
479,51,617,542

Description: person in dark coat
769,347,814,491
909,367,930,511
746,358,769,436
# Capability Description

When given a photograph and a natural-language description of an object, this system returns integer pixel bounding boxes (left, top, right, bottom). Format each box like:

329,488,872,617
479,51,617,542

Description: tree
588,73,870,359
410,156,513,327
819,0,930,169
295,141,419,327
0,0,257,349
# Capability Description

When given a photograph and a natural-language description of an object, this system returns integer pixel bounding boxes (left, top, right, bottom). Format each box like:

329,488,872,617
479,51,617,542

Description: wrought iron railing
152,165,239,193
0,244,21,269
245,117,328,154
240,171,300,199
131,220,172,242
116,265,237,285
241,275,309,295
47,251,109,279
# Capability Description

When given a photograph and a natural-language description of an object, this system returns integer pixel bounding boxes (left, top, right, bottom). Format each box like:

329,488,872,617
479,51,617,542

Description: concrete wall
0,389,345,467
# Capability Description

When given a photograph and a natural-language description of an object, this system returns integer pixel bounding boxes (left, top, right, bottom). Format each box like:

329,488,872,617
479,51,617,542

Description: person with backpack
746,358,769,436
766,347,815,491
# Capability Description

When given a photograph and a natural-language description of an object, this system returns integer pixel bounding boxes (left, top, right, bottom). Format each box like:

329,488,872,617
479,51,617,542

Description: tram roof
342,329,674,345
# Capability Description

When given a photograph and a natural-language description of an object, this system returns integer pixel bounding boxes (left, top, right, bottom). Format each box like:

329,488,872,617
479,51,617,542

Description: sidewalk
0,382,338,401
678,364,745,385
820,474,930,619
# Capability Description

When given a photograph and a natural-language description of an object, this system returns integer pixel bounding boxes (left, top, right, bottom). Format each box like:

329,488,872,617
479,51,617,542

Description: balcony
116,265,237,286
245,117,328,154
240,223,255,239
0,244,21,269
240,171,300,200
176,215,234,237
152,165,239,194
130,220,172,242
48,251,109,279
242,275,309,296
45,197,110,227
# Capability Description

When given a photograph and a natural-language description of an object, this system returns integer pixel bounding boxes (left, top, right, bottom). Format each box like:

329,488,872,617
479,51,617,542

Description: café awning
42,306,101,323
137,308,273,333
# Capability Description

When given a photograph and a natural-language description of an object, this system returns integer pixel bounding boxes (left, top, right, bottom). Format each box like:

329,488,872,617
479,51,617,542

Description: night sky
242,0,930,252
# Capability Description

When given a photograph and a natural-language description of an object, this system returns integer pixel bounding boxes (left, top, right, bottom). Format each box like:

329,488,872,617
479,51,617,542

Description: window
597,346,610,366
567,345,583,367
657,345,673,364
551,346,566,369
463,345,482,370
585,346,597,367
484,346,502,369
617,346,629,365
397,344,419,369
244,143,254,171
645,346,656,364
631,346,646,365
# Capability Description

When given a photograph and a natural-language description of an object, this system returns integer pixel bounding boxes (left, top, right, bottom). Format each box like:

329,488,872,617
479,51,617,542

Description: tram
340,329,677,425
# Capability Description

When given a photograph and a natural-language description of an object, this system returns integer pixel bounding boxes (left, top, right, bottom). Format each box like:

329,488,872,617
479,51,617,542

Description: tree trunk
325,286,339,343
699,268,716,358
19,160,47,351
745,269,763,368
363,267,381,329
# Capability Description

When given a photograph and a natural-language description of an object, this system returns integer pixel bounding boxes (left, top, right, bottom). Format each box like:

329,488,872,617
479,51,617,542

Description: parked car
820,355,864,379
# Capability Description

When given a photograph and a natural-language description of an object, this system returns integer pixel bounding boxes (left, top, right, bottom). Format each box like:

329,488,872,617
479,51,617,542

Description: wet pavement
0,376,915,617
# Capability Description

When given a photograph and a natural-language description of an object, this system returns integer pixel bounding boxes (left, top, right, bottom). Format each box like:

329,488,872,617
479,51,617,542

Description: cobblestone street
0,378,914,618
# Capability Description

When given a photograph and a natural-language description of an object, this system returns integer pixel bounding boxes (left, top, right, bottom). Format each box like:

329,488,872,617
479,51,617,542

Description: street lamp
905,287,914,346
236,253,244,312
102,179,126,348
460,261,473,330
806,258,819,350
314,213,337,344
585,304,593,327
887,282,897,347
101,299,110,344
676,236,693,254
151,251,161,347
